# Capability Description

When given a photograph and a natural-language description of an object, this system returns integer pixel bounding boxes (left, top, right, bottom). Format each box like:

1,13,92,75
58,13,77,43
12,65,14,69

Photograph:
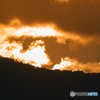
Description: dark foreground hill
0,57,100,100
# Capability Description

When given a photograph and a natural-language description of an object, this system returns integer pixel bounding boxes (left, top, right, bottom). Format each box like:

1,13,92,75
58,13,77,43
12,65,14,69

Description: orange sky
0,0,100,73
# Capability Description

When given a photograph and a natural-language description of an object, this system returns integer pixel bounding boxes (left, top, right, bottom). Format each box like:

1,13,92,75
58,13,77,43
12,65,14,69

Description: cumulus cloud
52,57,100,73
0,18,100,73
0,20,54,67
0,39,52,67
0,20,100,61
1,19,99,46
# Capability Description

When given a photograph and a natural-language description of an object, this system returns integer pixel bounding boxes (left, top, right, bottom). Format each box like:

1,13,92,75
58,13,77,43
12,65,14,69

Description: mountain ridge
0,57,100,99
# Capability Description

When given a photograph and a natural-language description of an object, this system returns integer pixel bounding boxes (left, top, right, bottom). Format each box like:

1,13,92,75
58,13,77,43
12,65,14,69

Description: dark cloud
7,36,100,64
0,0,100,36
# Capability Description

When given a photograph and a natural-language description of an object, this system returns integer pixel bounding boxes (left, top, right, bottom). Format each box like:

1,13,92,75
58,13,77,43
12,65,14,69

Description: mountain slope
0,57,100,99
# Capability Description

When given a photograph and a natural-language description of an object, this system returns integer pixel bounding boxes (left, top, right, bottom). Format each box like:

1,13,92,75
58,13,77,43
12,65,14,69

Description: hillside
0,57,100,99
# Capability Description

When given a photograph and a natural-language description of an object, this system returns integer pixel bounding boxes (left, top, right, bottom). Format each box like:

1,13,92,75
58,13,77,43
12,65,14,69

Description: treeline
0,57,100,99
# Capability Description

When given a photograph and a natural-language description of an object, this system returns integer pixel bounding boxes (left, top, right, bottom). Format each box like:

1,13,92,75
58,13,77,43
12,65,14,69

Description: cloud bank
0,0,100,74
0,0,100,37
0,20,100,73
52,57,100,73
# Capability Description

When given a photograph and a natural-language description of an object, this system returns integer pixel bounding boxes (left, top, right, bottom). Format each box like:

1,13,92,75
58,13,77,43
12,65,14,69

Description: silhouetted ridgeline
0,57,100,99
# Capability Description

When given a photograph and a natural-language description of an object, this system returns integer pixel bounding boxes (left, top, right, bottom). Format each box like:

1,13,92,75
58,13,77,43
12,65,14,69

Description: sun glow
2,25,62,37
0,19,100,73
52,57,72,70
0,20,60,67
0,40,51,67
52,57,100,73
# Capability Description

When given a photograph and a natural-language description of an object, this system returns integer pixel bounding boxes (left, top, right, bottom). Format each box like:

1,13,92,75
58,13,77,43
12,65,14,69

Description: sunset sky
0,0,100,73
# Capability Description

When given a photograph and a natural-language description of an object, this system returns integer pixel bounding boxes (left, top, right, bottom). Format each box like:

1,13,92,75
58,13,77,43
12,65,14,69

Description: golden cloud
52,57,100,73
0,19,100,73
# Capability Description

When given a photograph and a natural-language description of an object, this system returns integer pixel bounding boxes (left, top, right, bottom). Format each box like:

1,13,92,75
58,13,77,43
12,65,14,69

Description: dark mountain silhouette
0,56,100,99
